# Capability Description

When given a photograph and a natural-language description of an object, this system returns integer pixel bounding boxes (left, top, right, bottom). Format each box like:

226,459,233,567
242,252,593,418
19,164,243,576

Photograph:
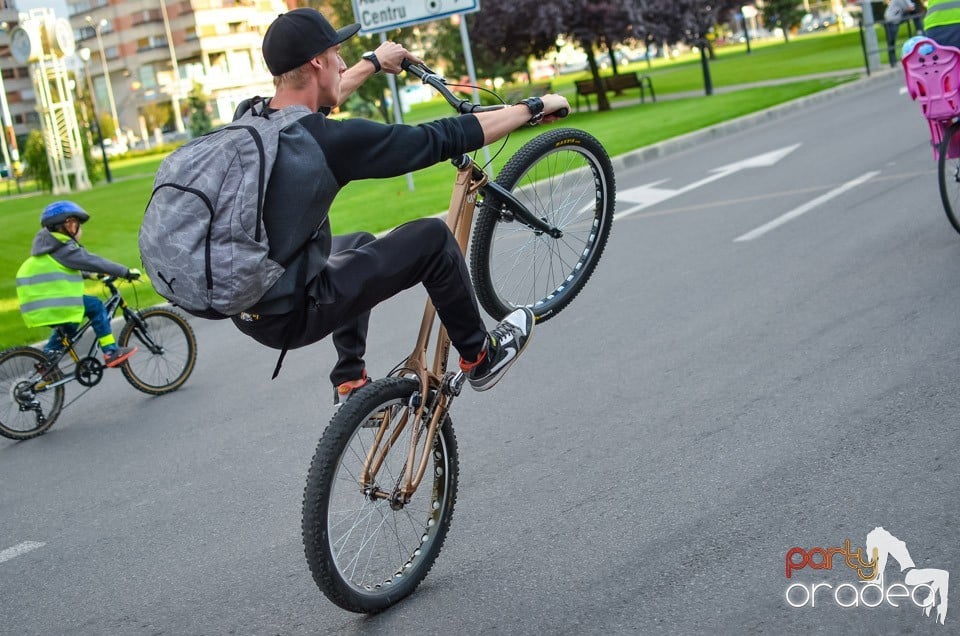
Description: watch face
10,27,34,64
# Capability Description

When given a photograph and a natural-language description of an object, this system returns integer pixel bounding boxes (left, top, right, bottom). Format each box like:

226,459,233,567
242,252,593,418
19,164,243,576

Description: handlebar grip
553,107,569,119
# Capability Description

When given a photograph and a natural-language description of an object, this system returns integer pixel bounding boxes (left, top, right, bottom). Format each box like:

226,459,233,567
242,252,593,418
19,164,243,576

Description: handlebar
98,274,138,285
401,60,568,119
401,60,506,114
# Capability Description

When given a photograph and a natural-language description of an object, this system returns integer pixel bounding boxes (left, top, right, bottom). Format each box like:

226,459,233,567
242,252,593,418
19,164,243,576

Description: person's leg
83,295,136,366
44,324,77,357
327,232,375,387
926,25,960,49
45,328,64,354
298,218,488,386
886,21,900,66
83,295,116,351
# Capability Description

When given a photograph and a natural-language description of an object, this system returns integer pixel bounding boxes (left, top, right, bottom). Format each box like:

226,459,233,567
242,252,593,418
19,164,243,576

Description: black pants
234,218,487,386
926,25,960,49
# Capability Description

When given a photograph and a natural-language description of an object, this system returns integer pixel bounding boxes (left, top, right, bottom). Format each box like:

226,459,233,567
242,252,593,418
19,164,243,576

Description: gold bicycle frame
360,157,488,503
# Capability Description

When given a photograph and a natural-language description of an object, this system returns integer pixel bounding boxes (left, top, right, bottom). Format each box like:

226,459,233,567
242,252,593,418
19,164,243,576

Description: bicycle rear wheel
302,377,459,613
0,347,64,441
471,128,616,321
119,308,197,395
938,121,960,234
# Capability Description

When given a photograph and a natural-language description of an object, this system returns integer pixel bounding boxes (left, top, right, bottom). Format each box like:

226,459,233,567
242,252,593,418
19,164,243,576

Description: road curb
611,68,901,173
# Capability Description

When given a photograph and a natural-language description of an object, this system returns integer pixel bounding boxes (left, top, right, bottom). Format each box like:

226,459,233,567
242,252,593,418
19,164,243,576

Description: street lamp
85,16,120,140
77,47,111,183
158,0,185,133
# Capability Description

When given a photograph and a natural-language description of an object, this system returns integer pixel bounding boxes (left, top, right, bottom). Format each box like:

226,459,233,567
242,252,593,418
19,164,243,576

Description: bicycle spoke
304,378,458,609
0,348,64,439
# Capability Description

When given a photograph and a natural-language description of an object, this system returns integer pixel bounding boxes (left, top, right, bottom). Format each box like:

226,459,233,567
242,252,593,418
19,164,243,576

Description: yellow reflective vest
925,0,960,30
16,234,85,328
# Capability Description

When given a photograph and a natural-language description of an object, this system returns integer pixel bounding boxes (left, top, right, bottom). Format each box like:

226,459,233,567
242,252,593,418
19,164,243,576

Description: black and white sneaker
460,307,535,392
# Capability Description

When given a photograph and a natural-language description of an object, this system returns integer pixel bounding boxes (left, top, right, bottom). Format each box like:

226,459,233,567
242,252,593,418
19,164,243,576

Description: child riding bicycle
16,201,140,368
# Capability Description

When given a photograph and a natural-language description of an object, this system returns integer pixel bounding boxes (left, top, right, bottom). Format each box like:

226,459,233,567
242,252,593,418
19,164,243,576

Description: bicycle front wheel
471,128,616,321
0,347,64,441
302,377,459,613
119,308,197,395
939,121,960,234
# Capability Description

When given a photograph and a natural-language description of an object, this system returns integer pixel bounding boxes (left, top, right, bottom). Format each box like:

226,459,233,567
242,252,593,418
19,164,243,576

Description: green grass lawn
0,28,875,348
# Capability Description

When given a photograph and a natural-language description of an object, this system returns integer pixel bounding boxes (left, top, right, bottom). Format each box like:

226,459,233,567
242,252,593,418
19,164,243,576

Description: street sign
353,0,480,34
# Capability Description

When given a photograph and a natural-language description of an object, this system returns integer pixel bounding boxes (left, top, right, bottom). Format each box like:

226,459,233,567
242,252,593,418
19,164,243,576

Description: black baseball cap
262,8,360,76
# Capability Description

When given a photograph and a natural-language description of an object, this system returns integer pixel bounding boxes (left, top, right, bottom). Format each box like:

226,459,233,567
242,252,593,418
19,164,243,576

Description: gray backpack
139,100,311,319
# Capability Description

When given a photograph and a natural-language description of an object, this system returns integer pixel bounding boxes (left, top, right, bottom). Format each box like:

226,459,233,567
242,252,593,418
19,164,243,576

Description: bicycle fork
360,372,464,509
359,158,478,507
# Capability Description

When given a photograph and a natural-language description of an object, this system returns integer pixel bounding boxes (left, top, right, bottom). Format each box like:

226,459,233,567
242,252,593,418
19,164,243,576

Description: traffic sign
352,0,480,34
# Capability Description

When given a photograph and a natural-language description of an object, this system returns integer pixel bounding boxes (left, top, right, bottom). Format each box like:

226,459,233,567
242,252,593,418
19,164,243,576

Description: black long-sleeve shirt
250,111,485,314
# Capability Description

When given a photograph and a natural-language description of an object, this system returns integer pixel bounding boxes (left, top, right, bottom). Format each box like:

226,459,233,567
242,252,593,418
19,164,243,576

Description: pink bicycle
903,37,960,233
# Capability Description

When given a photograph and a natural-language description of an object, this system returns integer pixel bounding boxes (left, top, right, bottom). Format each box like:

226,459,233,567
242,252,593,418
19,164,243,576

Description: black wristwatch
362,51,381,73
517,97,544,125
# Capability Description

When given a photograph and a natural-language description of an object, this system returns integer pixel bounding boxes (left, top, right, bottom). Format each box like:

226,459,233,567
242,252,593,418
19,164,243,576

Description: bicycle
902,37,960,233
0,276,198,441
301,61,616,613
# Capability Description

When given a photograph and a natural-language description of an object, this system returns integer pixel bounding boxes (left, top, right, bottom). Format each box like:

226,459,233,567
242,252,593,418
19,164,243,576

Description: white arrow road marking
0,541,45,564
616,143,802,220
734,171,880,242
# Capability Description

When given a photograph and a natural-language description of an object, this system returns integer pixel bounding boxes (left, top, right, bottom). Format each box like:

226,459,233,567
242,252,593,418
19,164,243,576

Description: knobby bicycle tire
302,377,459,613
119,308,197,395
471,128,616,321
938,121,960,235
0,347,64,441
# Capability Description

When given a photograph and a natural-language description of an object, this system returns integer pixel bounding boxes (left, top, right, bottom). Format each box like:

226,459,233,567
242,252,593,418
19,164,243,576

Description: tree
301,0,430,122
761,0,806,43
469,0,642,111
186,82,214,138
98,113,116,142
142,103,173,135
21,127,101,192
636,0,740,95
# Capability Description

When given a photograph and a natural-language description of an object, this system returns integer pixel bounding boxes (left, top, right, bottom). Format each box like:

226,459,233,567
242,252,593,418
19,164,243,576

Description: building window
136,36,168,52
131,9,162,26
139,65,158,89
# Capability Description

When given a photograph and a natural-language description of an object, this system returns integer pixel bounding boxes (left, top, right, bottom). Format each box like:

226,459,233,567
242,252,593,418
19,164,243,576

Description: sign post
353,0,480,34
351,0,482,189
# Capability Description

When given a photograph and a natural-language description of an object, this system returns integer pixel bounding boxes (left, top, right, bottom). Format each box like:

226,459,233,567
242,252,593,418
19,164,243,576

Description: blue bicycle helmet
40,200,90,229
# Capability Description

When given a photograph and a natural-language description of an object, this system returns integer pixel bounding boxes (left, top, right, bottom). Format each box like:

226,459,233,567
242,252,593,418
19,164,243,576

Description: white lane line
733,171,880,242
0,541,46,563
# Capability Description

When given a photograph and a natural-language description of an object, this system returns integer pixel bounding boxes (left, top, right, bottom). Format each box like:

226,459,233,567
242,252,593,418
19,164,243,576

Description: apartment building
66,0,293,145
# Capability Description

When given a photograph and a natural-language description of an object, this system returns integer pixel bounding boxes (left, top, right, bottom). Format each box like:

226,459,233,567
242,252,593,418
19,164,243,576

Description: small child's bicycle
902,37,960,233
0,276,197,440
300,62,615,612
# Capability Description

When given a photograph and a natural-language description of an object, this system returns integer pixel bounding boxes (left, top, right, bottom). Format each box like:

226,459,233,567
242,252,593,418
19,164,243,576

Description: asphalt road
3,70,959,635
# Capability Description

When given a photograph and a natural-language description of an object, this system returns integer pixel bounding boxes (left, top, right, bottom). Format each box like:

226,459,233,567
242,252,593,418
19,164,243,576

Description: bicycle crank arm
482,182,563,238
443,370,466,398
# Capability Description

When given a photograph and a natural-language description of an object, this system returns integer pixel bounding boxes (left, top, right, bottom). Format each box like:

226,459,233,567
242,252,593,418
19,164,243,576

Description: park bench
575,72,656,111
